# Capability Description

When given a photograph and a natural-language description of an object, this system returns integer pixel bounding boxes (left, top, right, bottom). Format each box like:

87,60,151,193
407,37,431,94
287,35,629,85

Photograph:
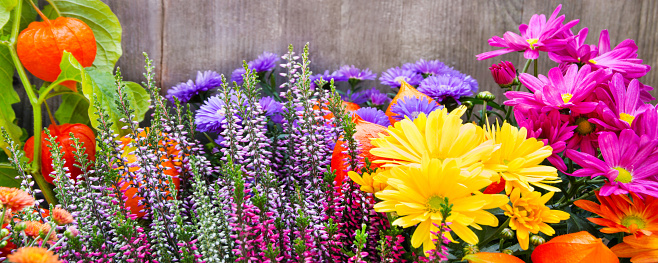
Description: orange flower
611,234,658,262
0,187,34,212
463,252,524,263
51,207,74,226
7,246,61,263
532,231,618,263
23,221,43,238
574,191,658,238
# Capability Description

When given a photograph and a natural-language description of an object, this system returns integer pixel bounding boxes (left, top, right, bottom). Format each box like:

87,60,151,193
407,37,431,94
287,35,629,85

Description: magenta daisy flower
548,28,598,65
515,109,575,172
389,96,442,121
505,64,611,114
477,5,579,60
632,105,658,139
379,67,423,87
590,73,653,131
588,30,650,79
566,129,658,197
355,107,390,127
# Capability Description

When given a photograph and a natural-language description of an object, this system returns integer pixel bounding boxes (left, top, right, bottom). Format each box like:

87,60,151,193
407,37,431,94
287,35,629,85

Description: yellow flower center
620,113,636,126
526,38,539,49
561,93,573,104
427,195,446,213
575,117,596,135
621,215,646,229
589,59,598,64
613,167,633,183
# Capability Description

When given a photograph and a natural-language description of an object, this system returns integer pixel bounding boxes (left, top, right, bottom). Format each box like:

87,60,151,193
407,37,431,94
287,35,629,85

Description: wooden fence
13,0,658,133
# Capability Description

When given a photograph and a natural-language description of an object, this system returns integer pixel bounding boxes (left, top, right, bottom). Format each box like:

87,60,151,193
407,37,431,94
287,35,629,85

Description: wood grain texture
13,0,658,135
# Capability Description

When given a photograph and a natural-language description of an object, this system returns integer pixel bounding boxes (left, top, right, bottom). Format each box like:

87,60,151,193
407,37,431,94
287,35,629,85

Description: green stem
482,101,488,126
479,218,511,247
504,59,533,122
0,207,6,229
43,0,61,17
36,80,66,105
533,59,538,77
8,0,57,206
39,223,56,248
556,189,596,209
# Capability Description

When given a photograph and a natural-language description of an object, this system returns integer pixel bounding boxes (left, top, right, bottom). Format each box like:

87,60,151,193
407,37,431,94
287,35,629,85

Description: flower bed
0,2,655,263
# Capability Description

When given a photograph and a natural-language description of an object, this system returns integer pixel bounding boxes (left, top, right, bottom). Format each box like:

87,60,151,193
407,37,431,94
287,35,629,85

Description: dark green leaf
42,0,122,71
55,92,90,125
0,44,22,154
0,165,21,187
566,212,598,236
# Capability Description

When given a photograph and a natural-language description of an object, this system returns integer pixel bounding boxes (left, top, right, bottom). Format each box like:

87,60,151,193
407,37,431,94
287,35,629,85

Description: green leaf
0,0,17,29
42,0,122,71
0,44,22,155
55,92,90,125
0,165,21,187
1,0,36,36
123,81,149,122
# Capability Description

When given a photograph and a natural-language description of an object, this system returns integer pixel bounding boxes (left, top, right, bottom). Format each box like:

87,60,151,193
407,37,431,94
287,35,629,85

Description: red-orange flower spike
7,247,61,263
575,191,658,238
463,252,524,263
0,187,34,212
532,231,619,263
51,207,74,226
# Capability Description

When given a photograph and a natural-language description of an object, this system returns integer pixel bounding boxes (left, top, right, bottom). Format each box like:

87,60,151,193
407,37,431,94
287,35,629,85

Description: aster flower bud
0,228,8,238
463,244,480,255
14,221,26,232
64,226,79,239
500,228,514,239
462,101,474,109
0,241,5,248
502,249,514,255
476,91,496,101
489,61,517,88
530,235,546,246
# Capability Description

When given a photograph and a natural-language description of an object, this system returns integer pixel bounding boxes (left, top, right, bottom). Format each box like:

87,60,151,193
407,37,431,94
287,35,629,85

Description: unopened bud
0,229,8,238
476,91,495,101
502,249,514,255
530,235,546,246
489,61,517,88
14,222,26,232
462,101,474,109
500,228,514,240
64,226,79,239
0,241,6,248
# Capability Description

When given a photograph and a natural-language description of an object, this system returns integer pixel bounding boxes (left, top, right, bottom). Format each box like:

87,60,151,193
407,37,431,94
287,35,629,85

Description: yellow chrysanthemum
370,106,497,176
374,158,509,252
502,188,570,250
348,170,389,194
484,122,561,194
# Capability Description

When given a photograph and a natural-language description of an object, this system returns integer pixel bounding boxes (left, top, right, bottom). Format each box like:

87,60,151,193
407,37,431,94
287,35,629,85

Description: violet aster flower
515,109,575,172
591,73,653,132
389,96,442,121
231,66,248,85
489,61,517,88
361,88,391,105
505,64,611,115
310,70,348,89
477,5,579,60
417,75,473,103
379,67,423,87
335,65,376,80
259,96,284,124
195,70,223,92
250,51,279,72
566,129,658,197
196,93,244,133
341,89,370,104
166,80,196,103
410,59,452,76
355,107,390,127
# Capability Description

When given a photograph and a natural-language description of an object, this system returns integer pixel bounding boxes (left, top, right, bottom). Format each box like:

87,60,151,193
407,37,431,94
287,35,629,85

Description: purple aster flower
591,73,653,132
505,64,611,115
515,109,575,172
477,5,579,60
231,66,248,85
355,107,390,127
566,129,658,197
417,75,473,103
251,51,279,72
379,67,423,87
360,88,391,105
389,96,442,121
335,65,376,80
410,59,452,76
341,89,370,104
310,70,348,89
196,93,244,133
195,70,223,92
259,96,284,124
166,80,196,103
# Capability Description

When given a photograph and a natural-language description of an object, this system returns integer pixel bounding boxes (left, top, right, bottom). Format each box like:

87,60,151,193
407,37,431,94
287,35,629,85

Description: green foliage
0,165,20,187
55,93,91,125
0,0,17,29
0,45,21,154
1,0,35,36
54,52,150,135
42,0,122,71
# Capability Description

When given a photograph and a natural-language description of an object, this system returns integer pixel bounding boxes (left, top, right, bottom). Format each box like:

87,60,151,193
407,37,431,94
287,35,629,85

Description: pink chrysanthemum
591,73,653,132
515,109,575,172
566,129,658,197
477,5,579,60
